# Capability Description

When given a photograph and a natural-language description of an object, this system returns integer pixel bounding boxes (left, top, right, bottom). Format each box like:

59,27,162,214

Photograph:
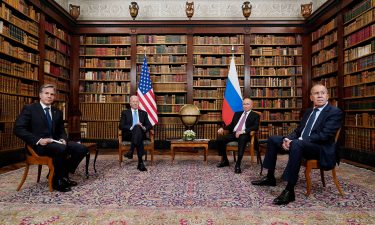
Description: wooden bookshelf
0,0,40,152
137,35,187,140
43,17,71,120
79,35,131,139
249,34,303,140
342,0,375,154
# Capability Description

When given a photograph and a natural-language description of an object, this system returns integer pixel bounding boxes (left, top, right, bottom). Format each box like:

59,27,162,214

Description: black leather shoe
234,166,242,174
217,160,229,168
251,176,276,186
273,189,295,205
124,151,133,159
53,179,72,192
63,177,78,187
137,162,147,171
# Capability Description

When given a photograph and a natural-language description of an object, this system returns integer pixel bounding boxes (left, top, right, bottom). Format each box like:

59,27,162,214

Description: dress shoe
63,177,78,187
216,160,229,168
53,179,72,192
251,176,276,186
124,151,133,159
273,189,295,205
137,162,147,171
234,166,242,174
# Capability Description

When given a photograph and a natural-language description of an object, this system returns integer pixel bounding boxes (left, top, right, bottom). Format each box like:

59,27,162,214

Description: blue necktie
44,107,52,134
132,110,138,126
302,108,319,139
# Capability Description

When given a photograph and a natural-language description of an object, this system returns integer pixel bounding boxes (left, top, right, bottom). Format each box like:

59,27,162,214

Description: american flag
137,55,158,125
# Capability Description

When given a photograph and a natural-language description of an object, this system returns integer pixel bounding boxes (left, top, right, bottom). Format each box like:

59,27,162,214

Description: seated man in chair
119,95,152,171
217,97,260,174
14,84,88,192
251,84,343,205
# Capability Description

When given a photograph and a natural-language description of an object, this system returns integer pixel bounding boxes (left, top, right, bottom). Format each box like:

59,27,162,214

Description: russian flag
222,57,243,125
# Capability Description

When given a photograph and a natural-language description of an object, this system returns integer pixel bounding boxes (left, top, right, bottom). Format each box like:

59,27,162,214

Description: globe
179,104,200,128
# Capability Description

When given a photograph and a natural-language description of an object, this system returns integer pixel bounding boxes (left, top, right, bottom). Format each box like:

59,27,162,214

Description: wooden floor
1,148,374,174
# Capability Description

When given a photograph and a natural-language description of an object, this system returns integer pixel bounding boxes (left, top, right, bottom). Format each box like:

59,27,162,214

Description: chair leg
250,147,254,163
331,168,344,196
320,169,326,187
48,164,54,192
17,164,30,191
37,165,42,183
232,151,236,162
305,165,313,196
150,149,154,166
119,149,123,166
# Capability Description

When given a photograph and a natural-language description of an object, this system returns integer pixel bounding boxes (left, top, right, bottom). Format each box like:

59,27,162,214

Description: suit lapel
311,105,330,131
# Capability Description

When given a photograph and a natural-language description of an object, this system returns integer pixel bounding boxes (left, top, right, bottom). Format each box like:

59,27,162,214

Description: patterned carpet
0,154,374,224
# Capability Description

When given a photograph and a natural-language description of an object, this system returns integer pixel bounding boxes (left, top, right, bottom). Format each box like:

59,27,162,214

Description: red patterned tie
236,112,247,132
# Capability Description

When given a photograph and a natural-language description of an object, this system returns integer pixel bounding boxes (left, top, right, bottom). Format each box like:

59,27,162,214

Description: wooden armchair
118,129,155,166
302,128,343,196
226,111,262,163
17,145,54,192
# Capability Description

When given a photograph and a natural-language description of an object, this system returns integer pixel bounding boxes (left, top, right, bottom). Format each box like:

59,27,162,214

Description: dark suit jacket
225,110,260,134
14,102,67,147
119,108,152,141
286,104,343,170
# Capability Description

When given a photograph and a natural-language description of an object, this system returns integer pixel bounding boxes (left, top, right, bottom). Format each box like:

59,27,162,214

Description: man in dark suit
217,98,260,174
251,84,343,205
14,84,88,192
119,95,152,171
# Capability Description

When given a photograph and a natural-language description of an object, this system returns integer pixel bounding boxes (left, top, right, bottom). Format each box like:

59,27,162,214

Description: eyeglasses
311,91,327,96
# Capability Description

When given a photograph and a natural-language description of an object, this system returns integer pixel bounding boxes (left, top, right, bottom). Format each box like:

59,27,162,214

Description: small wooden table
83,143,98,178
170,139,209,163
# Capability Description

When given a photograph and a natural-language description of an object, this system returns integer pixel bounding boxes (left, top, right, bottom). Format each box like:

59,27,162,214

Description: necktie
132,110,138,126
236,112,247,132
44,107,52,134
302,108,319,139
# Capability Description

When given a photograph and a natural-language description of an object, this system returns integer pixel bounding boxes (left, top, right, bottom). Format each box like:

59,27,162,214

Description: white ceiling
55,0,328,20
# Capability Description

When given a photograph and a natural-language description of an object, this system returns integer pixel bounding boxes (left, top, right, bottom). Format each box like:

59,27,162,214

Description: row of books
44,61,69,79
312,77,338,88
45,21,70,44
79,70,130,81
200,112,222,121
45,49,69,68
80,103,125,121
344,24,374,48
0,122,24,151
250,35,302,45
193,35,243,45
153,83,186,92
136,45,186,54
157,104,183,113
344,40,374,62
251,47,302,56
79,82,130,94
0,94,33,121
3,0,40,21
194,45,244,54
80,58,131,68
193,78,230,87
250,77,302,86
343,84,375,97
155,95,186,104
2,23,38,49
250,67,302,76
194,66,244,76
258,123,299,140
193,99,223,110
0,3,39,36
0,37,39,64
312,61,338,78
344,8,374,35
250,87,302,98
344,54,375,74
344,0,375,23
46,34,69,55
44,75,69,92
250,56,302,66
194,55,244,65
137,55,187,63
312,47,337,66
146,64,186,73
252,99,303,109
137,35,186,44
344,99,375,110
152,74,186,83
345,113,375,127
344,127,375,152
0,57,38,80
193,89,225,98
312,31,337,53
81,36,131,45
0,74,38,96
80,122,119,139
81,47,130,56
344,70,375,86
79,94,130,103
311,18,337,42
260,110,300,121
